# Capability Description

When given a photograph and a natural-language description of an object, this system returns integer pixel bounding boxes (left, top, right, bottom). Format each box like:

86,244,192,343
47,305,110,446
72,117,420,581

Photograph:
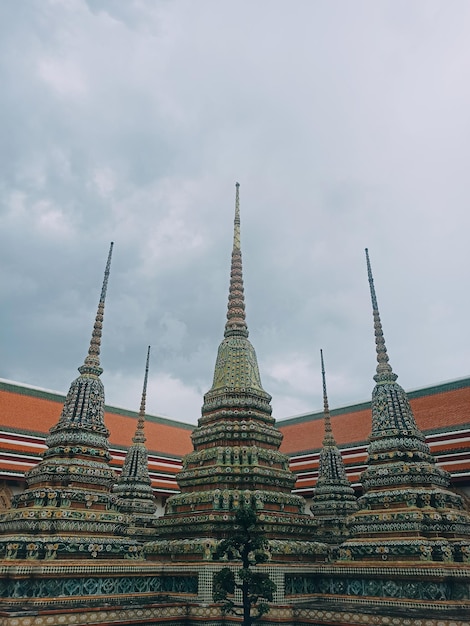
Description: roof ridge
277,376,470,425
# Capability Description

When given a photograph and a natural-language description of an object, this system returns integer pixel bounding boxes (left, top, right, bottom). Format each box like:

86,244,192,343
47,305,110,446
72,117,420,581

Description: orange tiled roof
0,380,193,458
0,380,193,495
1,377,469,496
277,377,470,455
277,378,470,494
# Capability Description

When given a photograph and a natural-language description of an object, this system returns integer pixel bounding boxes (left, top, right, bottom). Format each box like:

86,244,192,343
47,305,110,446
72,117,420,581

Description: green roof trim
3,376,469,435
277,377,470,427
105,404,193,431
0,380,67,404
0,425,48,440
0,380,193,431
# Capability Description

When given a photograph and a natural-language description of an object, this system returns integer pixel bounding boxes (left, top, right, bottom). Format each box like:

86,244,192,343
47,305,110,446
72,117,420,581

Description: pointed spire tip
135,346,151,443
79,243,114,376
224,183,247,337
320,349,334,443
365,249,396,382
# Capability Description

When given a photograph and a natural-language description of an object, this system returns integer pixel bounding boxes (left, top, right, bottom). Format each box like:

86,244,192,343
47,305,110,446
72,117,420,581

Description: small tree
213,506,276,626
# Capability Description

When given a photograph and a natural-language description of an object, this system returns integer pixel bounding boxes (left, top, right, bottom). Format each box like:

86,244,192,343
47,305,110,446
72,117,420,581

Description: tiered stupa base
0,501,141,560
147,508,328,563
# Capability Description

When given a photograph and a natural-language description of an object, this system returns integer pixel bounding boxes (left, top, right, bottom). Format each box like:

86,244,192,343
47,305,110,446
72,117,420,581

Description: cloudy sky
1,1,469,426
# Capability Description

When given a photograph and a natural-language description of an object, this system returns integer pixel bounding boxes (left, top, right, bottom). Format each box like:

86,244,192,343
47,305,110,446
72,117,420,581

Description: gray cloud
1,1,469,425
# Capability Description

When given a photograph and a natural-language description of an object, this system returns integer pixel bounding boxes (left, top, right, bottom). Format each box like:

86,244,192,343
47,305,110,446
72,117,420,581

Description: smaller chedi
310,349,358,544
113,346,158,535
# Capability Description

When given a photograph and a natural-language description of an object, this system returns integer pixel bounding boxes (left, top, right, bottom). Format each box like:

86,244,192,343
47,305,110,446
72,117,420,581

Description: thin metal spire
320,349,335,446
134,346,150,444
224,182,248,338
365,248,397,383
233,181,241,250
79,242,114,377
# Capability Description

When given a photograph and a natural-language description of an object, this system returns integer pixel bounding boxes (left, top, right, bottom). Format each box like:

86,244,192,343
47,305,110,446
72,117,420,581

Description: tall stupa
147,184,327,563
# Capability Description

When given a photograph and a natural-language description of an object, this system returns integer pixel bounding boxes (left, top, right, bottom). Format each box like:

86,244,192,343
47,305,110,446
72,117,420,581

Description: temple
0,186,469,626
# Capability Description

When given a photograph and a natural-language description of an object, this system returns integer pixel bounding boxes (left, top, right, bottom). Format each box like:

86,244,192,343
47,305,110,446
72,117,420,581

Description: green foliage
213,567,235,602
213,506,276,626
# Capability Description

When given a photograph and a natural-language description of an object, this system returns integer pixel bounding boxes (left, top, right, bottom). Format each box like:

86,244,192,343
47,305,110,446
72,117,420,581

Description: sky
1,1,470,426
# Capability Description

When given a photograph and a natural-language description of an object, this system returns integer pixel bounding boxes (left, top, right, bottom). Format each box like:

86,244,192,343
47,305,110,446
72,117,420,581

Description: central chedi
148,185,327,562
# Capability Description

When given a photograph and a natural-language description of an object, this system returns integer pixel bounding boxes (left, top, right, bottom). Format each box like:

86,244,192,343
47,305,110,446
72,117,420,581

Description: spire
113,346,157,517
205,183,267,397
363,249,426,439
49,242,114,433
224,182,248,338
320,349,335,446
133,346,150,444
79,242,114,377
365,248,397,383
311,350,358,542
233,181,241,250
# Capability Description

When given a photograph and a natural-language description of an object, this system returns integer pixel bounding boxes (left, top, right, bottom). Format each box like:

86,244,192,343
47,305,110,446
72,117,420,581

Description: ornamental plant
213,506,276,626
